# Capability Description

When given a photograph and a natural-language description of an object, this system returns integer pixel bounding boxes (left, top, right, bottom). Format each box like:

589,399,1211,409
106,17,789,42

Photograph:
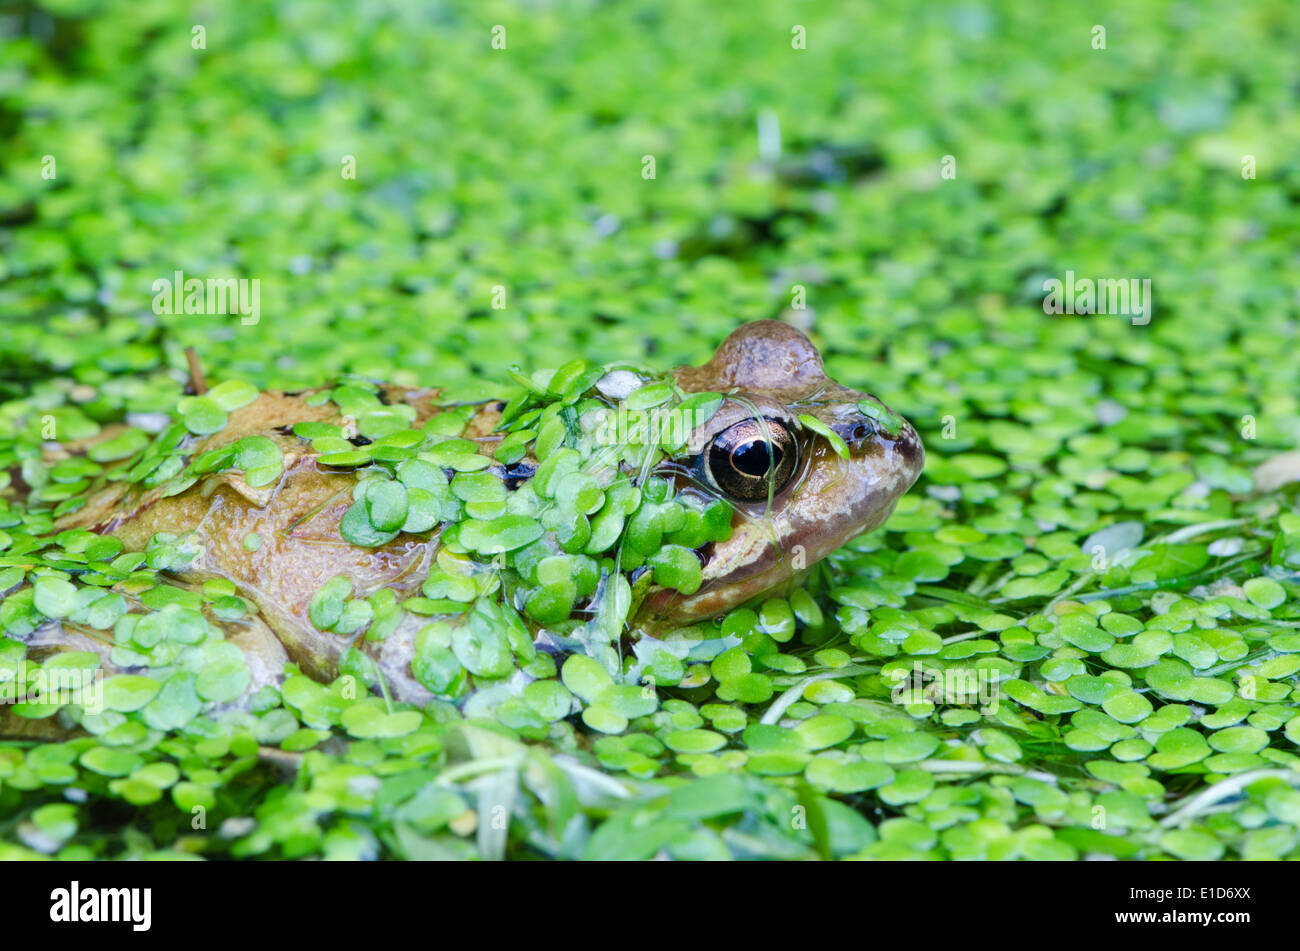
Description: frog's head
647,320,924,622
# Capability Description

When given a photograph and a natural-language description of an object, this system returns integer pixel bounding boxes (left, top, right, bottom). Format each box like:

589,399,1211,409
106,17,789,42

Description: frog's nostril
831,417,876,453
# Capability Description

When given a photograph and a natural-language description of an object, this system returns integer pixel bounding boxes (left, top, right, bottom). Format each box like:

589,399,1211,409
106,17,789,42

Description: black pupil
731,440,779,477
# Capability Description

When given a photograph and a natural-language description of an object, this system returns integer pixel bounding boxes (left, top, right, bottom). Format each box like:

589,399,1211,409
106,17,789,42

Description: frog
2,320,922,734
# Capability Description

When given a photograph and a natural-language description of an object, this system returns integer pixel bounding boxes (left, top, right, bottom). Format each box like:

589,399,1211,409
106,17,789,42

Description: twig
1159,769,1298,828
257,746,303,774
1075,549,1264,603
915,759,1061,783
184,346,207,395
761,672,844,724
1160,518,1250,544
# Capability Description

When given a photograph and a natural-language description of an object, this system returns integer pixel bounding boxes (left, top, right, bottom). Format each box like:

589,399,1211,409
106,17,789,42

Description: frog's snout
830,405,925,488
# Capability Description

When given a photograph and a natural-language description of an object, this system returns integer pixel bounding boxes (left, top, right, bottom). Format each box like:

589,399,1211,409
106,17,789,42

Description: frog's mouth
641,411,924,624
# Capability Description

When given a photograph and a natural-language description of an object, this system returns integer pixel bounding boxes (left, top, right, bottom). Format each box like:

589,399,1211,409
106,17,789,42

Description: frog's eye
703,419,799,503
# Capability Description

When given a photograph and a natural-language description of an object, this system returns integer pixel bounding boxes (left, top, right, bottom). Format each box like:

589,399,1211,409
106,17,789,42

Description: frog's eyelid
699,417,799,506
684,396,795,454
728,395,780,469
726,395,777,514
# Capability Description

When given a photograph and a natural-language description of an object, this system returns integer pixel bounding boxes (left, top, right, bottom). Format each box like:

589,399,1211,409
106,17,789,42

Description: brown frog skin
8,321,923,728
644,320,924,622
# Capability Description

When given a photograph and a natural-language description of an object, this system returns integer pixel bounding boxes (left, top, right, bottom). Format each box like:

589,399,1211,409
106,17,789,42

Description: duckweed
2,0,1300,862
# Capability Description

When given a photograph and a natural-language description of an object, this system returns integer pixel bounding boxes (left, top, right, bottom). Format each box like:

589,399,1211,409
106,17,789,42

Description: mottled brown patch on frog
461,402,502,440
207,390,339,446
54,481,135,535
892,423,925,473
676,319,826,396
186,457,433,682
71,436,434,688
379,384,443,424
